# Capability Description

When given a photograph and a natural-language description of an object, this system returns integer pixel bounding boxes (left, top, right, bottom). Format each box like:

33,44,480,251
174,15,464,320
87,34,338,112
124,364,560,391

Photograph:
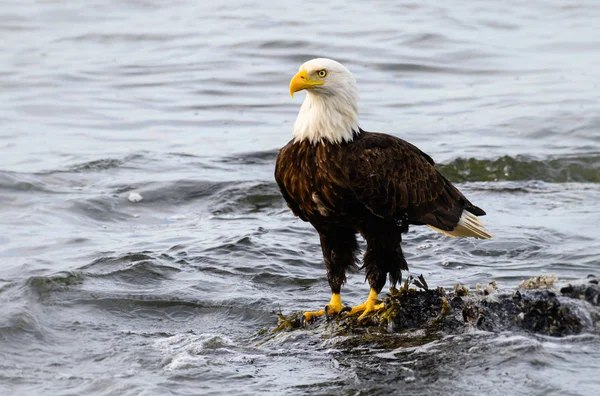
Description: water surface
1,0,600,394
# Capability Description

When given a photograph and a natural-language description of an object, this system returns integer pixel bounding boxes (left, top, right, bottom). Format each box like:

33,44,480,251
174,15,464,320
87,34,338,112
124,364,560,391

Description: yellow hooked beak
289,70,325,98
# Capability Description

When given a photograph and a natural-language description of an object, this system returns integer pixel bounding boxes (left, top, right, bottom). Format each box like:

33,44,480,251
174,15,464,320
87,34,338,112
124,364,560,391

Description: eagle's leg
303,227,359,322
346,226,408,321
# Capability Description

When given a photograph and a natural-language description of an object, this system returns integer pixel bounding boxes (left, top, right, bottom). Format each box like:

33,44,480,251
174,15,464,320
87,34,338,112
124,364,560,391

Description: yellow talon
303,293,344,321
345,289,385,321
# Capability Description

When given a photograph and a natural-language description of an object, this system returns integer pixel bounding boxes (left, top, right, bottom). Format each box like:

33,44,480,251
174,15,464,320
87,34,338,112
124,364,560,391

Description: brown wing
275,142,308,221
345,132,485,231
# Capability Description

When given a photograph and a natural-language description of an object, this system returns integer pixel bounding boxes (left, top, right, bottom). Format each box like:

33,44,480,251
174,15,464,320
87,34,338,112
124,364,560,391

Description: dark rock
560,279,600,306
374,278,598,336
275,275,600,337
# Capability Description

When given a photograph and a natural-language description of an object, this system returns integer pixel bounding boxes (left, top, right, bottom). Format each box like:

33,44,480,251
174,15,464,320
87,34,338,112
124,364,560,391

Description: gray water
1,0,600,394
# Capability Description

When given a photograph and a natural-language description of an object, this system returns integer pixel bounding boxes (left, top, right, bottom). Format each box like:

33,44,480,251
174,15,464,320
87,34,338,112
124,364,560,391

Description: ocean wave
65,155,146,173
125,180,231,205
218,150,278,165
80,252,180,279
26,272,85,298
0,171,50,192
438,154,600,183
210,182,282,215
24,253,179,297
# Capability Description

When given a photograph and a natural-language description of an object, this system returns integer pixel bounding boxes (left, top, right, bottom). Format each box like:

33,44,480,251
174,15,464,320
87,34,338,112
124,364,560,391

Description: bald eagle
275,58,491,321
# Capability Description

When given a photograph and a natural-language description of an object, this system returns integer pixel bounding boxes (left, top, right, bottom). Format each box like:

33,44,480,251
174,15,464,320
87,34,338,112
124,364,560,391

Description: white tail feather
428,210,492,239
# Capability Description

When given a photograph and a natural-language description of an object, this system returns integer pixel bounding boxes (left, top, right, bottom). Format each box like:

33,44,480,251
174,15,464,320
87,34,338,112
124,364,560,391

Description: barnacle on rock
518,274,557,290
476,280,498,296
454,284,469,296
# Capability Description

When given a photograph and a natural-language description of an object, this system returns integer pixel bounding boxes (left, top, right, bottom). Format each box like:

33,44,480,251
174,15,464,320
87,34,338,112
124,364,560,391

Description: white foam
128,192,143,203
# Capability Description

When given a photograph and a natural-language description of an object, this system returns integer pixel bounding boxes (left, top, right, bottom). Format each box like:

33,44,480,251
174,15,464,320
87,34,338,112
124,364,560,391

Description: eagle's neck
293,90,359,145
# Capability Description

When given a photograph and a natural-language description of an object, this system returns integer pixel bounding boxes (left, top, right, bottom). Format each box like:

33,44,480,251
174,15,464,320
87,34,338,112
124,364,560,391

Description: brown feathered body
275,129,486,294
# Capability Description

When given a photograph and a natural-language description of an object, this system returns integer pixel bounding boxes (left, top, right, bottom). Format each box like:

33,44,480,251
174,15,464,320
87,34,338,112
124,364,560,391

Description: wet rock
377,275,599,337
560,277,600,306
275,275,600,337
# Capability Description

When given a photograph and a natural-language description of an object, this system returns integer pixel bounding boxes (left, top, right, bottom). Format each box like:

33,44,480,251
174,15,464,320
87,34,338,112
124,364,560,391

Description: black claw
340,306,352,314
301,314,311,327
325,305,340,320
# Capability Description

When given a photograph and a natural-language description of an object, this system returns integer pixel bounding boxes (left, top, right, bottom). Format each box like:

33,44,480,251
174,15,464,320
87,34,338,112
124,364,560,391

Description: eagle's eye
317,69,328,78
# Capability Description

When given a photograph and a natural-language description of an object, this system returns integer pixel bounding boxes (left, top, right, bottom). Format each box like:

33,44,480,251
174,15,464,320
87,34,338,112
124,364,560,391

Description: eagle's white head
289,58,359,144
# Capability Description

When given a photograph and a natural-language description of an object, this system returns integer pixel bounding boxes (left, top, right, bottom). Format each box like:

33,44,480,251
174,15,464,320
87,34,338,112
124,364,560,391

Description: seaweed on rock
275,275,600,337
